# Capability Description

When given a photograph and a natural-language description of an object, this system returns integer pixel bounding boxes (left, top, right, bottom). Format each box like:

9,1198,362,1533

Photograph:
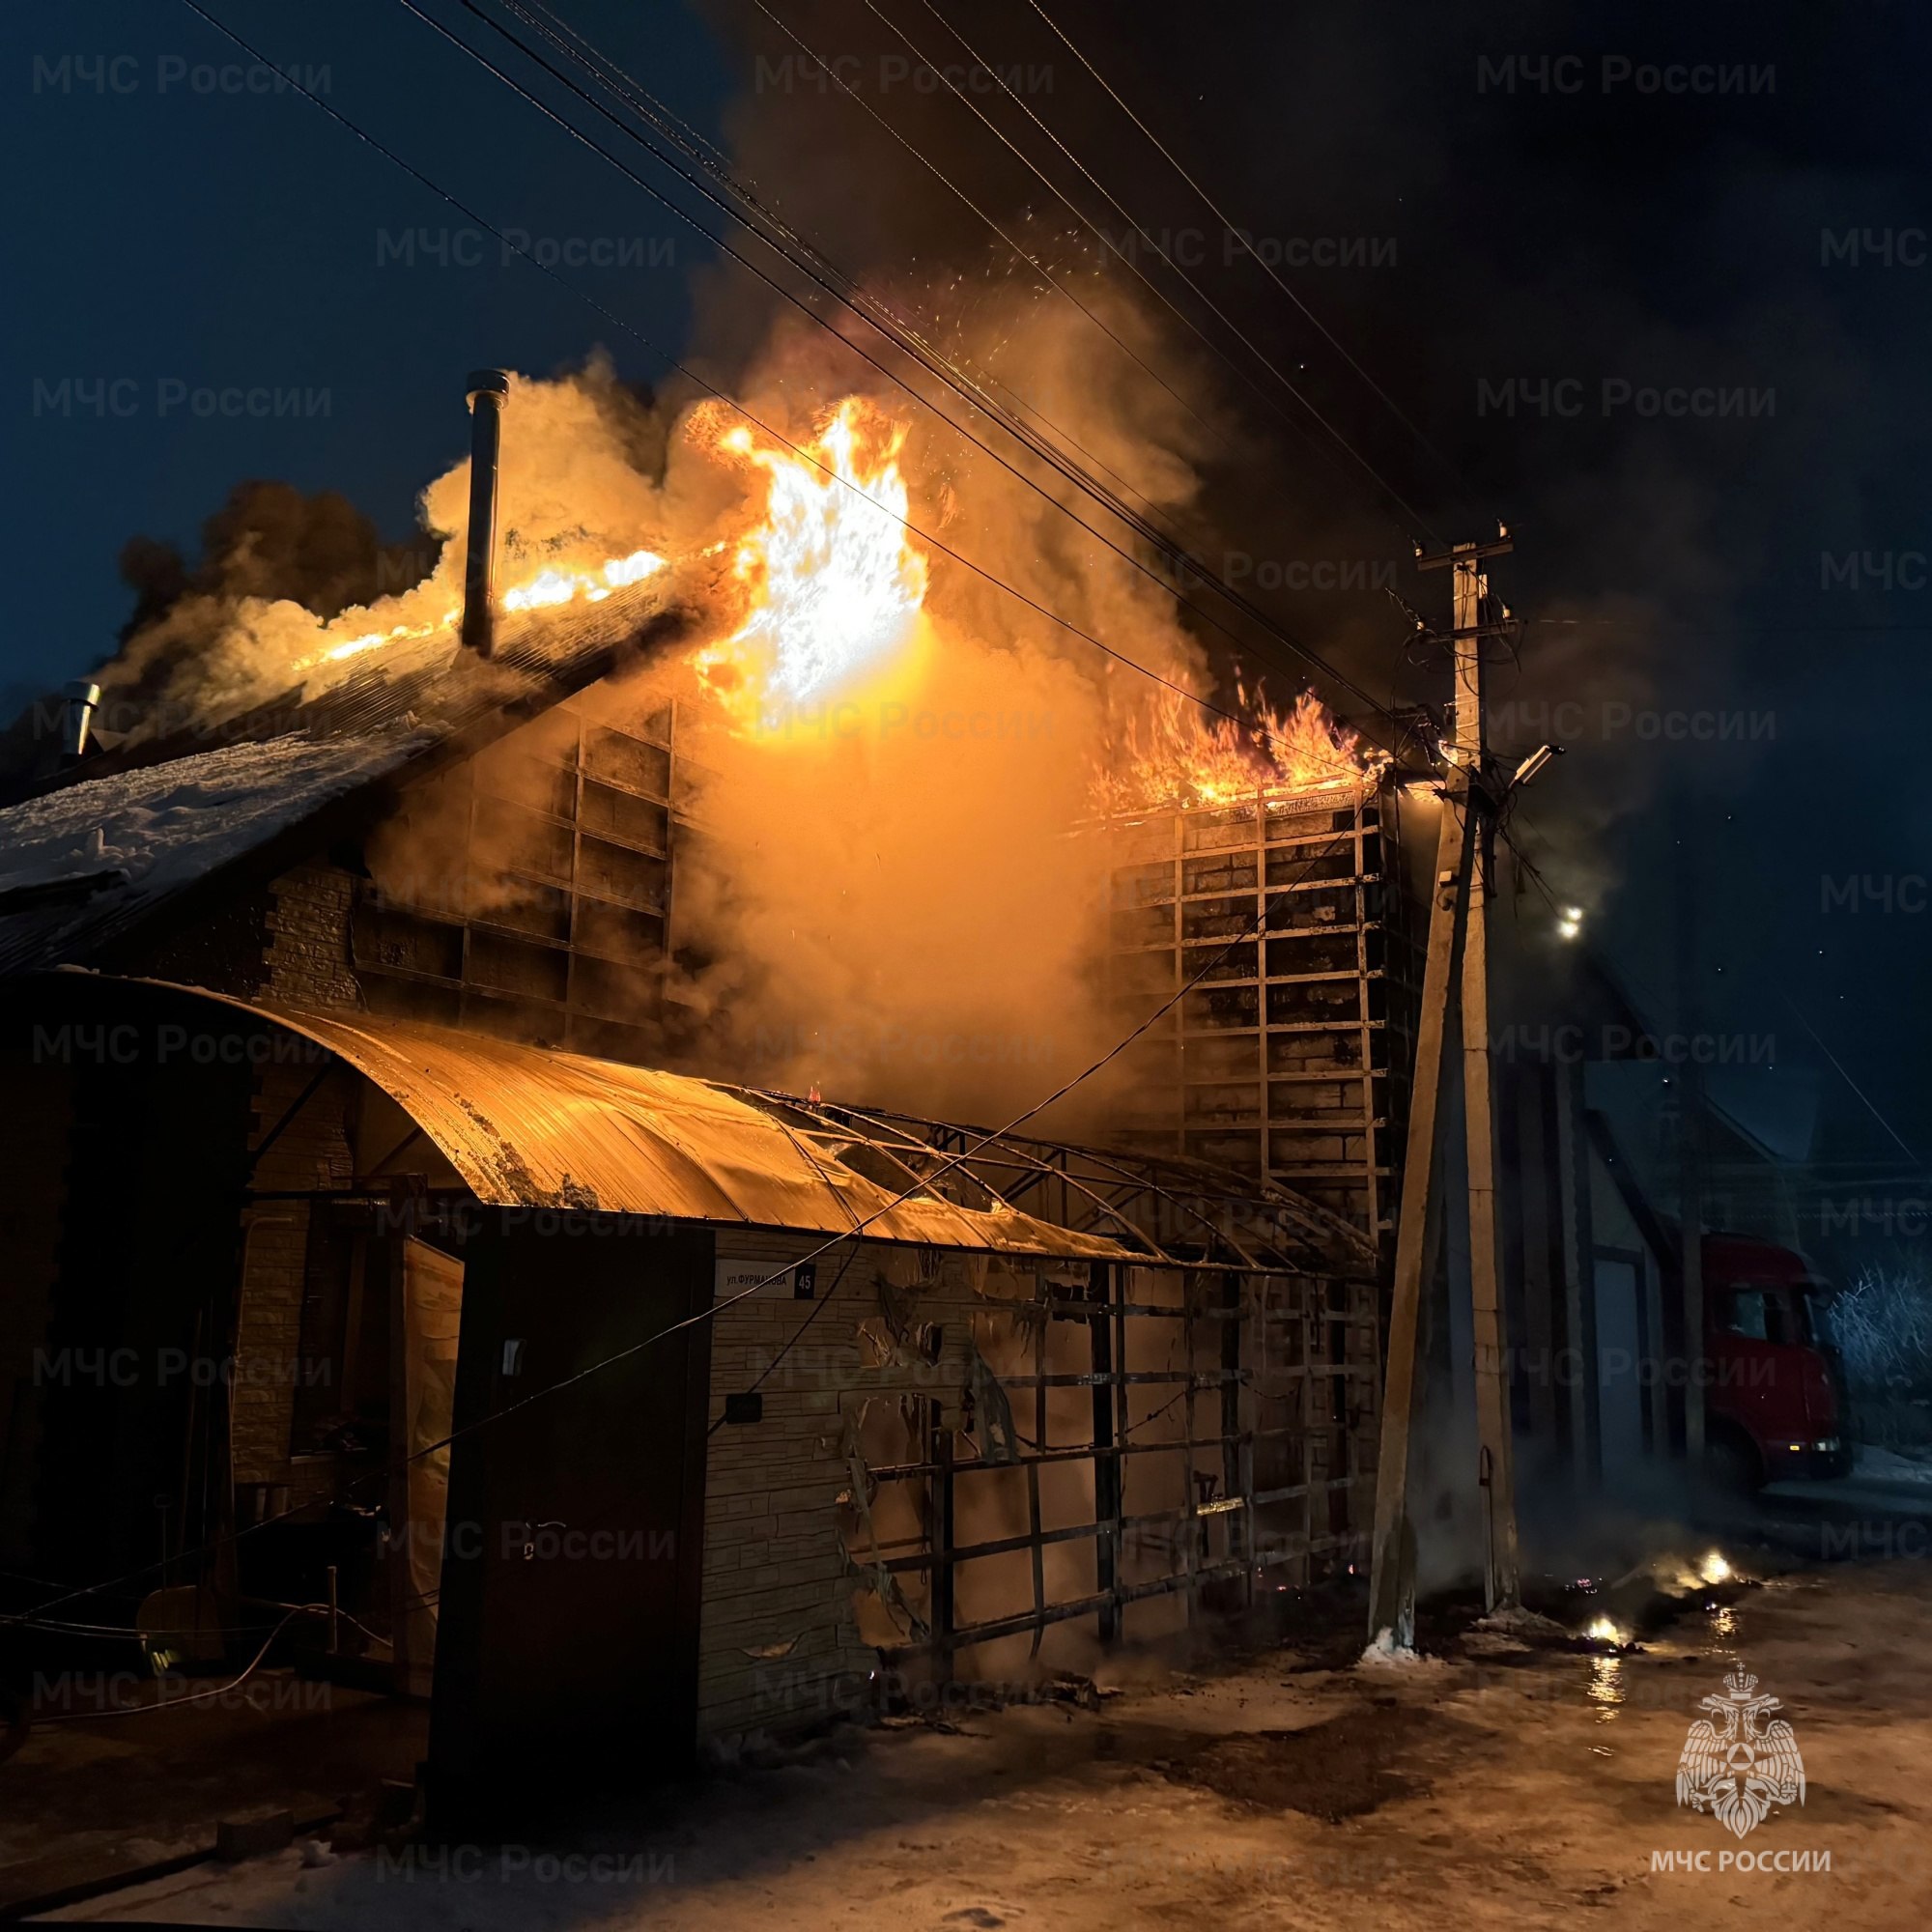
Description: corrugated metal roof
67,979,1364,1271
241,995,1140,1263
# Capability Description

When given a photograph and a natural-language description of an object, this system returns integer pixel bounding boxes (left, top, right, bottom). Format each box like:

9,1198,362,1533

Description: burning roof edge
0,604,695,981
28,975,1374,1276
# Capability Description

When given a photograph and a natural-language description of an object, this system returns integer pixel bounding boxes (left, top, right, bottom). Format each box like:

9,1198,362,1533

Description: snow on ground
44,1559,1932,1931
1358,1626,1449,1669
1857,1445,1932,1487
0,733,423,902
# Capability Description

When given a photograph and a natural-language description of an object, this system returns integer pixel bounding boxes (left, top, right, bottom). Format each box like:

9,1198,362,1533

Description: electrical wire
30,1604,339,1724
1022,0,1468,504
900,0,1447,547
1780,996,1920,1165
744,0,1219,437
412,0,1405,737
706,1244,861,1435
167,0,1287,746
518,0,1444,635
497,0,1192,536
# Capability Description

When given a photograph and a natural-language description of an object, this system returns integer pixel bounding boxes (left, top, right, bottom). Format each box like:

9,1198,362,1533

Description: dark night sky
5,1,1929,1180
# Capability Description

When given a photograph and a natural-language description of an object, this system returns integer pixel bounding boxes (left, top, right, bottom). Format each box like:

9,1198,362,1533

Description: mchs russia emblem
1676,1666,1806,1839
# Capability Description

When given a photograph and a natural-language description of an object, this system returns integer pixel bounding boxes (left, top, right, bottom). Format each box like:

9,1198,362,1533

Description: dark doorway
0,992,264,1598
428,1215,714,1833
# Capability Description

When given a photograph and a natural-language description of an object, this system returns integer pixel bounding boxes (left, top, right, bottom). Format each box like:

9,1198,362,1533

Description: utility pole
1676,819,1707,1472
1450,545,1520,1612
1367,531,1521,1645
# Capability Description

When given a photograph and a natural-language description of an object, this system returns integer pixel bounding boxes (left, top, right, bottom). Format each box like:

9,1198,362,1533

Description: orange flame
1101,685,1386,813
690,398,928,727
292,549,665,676
501,547,666,614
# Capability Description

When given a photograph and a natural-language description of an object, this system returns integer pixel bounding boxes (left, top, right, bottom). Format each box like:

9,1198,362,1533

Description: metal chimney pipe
461,368,511,658
61,679,101,761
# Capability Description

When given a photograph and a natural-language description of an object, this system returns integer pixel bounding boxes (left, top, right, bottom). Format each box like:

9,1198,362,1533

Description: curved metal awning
53,977,1374,1275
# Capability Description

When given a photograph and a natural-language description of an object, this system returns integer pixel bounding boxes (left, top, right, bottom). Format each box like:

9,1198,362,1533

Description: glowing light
1103,684,1390,813
691,398,927,728
1557,904,1585,942
1585,1616,1627,1646
1587,1654,1625,1719
501,551,664,614
603,548,666,588
503,570,580,613
1699,1550,1732,1585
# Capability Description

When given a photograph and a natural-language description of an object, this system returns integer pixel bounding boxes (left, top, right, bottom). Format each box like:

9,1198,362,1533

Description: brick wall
264,861,363,1009
696,1232,987,1746
226,864,362,1489
230,1053,355,1490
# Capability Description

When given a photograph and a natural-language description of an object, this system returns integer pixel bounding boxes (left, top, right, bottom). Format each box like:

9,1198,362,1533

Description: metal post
1676,825,1707,1472
1089,1263,1121,1644
461,369,510,658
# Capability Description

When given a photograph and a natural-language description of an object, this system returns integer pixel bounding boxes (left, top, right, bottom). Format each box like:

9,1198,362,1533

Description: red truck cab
1702,1233,1850,1488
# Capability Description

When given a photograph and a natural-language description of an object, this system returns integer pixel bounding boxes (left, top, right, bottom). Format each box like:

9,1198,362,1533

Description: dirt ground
39,1557,1932,1929
0,1679,425,1917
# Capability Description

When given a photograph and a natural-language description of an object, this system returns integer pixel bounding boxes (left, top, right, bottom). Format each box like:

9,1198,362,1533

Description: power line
743,0,1219,450
1780,996,1920,1165
522,0,1443,579
733,0,1217,445
168,0,1286,745
422,0,1403,734
904,0,1446,547
504,0,1459,566
499,0,1187,535
1023,0,1464,499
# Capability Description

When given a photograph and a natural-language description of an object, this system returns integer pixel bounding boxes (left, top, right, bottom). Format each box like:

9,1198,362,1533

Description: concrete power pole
1450,546,1521,1613
1367,531,1521,1645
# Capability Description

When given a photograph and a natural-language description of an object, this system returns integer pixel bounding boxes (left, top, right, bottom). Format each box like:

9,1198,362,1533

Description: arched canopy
50,977,1375,1277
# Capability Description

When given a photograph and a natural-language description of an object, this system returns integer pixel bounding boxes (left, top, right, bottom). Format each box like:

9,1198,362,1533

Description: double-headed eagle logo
1675,1666,1806,1838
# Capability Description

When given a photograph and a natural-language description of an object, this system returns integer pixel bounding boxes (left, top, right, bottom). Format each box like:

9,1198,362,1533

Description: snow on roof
0,730,425,973
0,594,693,978
0,731,422,899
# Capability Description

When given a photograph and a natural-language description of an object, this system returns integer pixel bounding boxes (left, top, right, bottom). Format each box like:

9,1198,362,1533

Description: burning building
0,368,1385,1829
1094,704,1425,1248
